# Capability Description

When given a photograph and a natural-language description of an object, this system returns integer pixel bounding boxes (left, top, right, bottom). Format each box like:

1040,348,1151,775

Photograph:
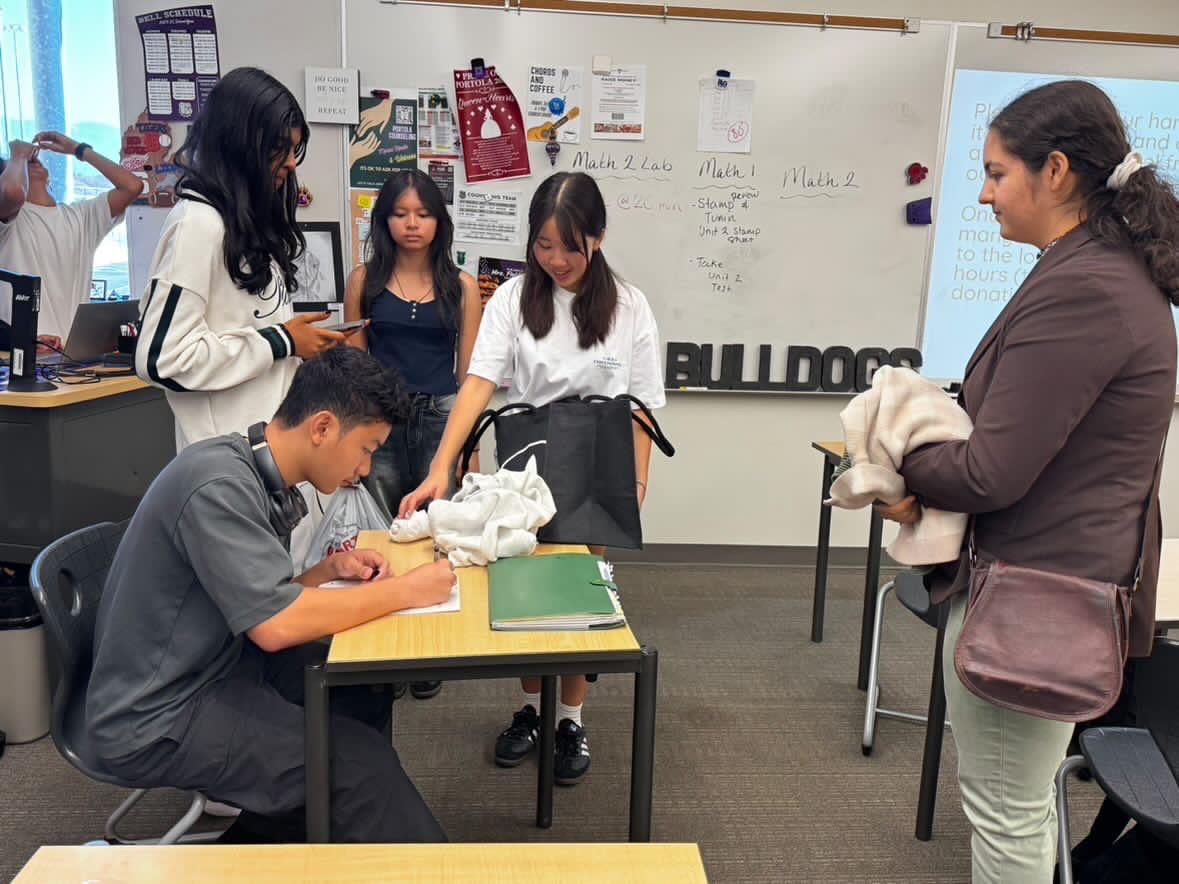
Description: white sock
558,702,583,727
523,691,540,711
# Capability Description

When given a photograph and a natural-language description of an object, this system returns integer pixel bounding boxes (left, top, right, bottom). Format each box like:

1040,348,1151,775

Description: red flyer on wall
453,67,531,184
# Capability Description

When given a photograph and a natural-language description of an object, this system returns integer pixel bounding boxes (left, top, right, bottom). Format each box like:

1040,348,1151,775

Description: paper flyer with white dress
453,67,531,183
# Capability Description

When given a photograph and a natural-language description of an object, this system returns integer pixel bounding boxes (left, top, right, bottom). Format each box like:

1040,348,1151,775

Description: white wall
114,0,346,224
113,0,1179,546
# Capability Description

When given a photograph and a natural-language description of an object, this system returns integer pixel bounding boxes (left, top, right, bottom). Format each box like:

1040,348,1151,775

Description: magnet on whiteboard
592,55,612,75
906,197,932,225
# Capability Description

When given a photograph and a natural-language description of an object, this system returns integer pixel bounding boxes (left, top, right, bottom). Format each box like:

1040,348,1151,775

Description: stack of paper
489,554,626,631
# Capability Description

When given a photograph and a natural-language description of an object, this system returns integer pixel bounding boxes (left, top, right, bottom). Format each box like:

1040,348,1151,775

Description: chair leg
862,581,895,756
159,793,208,845
915,609,948,842
1056,755,1088,884
105,789,223,845
104,788,149,843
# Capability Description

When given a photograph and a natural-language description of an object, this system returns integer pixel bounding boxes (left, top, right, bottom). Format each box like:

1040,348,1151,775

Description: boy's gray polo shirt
86,434,304,758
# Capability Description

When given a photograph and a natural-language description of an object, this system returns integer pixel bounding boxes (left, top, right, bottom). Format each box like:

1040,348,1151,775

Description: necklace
393,271,434,321
1037,223,1081,259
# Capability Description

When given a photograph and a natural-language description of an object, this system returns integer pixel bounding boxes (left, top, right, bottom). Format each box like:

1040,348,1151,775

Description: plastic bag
301,484,390,572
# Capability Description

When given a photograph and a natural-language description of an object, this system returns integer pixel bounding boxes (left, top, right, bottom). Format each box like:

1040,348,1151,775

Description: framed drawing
292,221,345,309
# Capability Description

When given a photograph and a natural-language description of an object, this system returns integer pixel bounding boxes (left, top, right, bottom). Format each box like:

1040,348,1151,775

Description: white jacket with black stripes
135,197,300,451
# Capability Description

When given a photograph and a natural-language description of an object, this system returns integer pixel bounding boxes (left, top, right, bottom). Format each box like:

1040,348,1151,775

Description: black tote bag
461,394,675,549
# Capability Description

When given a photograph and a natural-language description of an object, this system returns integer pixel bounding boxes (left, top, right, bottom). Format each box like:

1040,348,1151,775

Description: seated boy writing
85,346,454,842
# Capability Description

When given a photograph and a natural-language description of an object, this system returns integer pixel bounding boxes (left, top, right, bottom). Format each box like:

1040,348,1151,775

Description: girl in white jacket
136,67,349,450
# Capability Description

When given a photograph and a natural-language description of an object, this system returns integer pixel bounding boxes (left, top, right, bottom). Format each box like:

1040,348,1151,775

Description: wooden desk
14,843,708,883
0,371,173,563
810,441,885,693
0,371,147,408
1154,539,1179,627
308,532,657,843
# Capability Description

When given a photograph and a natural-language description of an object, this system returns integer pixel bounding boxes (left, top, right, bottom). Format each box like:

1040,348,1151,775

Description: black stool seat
1081,727,1179,846
893,570,941,628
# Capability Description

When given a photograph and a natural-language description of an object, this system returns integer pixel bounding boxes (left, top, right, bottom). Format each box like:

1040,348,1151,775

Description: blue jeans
363,392,456,521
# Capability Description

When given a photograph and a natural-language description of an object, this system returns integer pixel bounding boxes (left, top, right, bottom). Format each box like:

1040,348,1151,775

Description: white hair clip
1107,151,1145,191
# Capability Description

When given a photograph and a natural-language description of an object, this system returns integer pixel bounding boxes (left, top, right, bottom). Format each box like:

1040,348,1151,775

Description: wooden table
0,371,173,563
14,843,707,883
306,532,657,843
810,441,886,692
1153,538,1179,627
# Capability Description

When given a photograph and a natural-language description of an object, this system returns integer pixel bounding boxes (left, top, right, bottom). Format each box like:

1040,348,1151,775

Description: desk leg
536,674,557,829
629,646,659,842
856,509,885,691
916,608,949,842
811,459,836,643
305,663,331,843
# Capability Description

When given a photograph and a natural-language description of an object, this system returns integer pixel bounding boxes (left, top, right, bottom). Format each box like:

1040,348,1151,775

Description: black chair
29,522,219,844
1056,638,1179,884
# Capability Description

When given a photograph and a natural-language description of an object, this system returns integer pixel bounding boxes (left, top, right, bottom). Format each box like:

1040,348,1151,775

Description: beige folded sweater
826,365,973,565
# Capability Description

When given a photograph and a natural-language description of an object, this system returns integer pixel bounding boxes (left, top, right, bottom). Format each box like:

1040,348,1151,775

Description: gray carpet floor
0,563,1103,882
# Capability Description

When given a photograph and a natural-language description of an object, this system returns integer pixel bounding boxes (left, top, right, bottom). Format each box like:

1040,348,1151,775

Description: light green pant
943,593,1076,883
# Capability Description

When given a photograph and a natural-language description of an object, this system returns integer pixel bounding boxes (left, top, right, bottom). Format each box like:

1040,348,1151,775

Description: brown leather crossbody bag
952,446,1164,722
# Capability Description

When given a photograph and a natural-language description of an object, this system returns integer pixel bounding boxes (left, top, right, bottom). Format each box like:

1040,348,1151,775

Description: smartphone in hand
322,320,367,333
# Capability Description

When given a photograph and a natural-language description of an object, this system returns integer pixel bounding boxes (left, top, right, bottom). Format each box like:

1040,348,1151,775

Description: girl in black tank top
343,172,481,700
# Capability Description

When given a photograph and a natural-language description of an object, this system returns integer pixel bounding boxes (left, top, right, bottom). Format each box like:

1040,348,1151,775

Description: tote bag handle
584,394,676,457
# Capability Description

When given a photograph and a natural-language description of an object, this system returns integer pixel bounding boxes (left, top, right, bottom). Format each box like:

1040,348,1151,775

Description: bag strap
584,394,676,457
1132,434,1168,591
460,402,537,473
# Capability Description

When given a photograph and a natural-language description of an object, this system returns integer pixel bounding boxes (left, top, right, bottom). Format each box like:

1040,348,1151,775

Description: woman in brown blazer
883,81,1179,882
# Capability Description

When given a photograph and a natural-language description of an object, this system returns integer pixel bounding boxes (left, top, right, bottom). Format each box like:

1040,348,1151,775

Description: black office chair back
1132,637,1179,781
29,522,126,764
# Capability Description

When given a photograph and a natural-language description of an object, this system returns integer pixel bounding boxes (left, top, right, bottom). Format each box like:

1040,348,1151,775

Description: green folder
488,554,626,631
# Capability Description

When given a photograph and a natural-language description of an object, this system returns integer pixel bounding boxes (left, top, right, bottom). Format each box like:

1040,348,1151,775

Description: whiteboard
919,24,1179,382
346,3,951,378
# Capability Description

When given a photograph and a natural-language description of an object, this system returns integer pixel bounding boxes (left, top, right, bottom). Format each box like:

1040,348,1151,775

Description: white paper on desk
321,579,461,615
697,77,754,154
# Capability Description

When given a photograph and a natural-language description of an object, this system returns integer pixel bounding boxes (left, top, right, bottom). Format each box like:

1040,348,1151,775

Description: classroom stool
861,570,949,756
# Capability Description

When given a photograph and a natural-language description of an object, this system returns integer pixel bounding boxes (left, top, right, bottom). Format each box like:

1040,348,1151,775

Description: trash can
0,583,52,743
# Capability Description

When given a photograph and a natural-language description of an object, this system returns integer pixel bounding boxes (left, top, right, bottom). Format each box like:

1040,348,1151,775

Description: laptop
38,300,140,365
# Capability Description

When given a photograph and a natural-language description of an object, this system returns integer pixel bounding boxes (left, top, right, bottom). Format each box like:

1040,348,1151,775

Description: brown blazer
902,226,1176,657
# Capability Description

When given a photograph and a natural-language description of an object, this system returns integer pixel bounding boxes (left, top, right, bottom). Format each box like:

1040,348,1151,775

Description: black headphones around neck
248,422,308,535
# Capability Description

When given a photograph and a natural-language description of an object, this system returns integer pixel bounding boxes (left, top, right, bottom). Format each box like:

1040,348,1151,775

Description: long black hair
362,169,462,331
174,67,309,296
522,172,618,348
991,80,1179,305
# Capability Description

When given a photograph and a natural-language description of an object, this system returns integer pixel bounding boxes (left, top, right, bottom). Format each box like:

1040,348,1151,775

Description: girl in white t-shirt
401,171,665,785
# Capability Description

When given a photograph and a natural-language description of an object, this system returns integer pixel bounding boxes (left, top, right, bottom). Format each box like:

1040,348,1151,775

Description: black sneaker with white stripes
494,704,540,767
555,718,591,785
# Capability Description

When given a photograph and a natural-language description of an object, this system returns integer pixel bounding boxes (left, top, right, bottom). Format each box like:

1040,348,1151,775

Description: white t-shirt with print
468,274,666,410
0,196,118,338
